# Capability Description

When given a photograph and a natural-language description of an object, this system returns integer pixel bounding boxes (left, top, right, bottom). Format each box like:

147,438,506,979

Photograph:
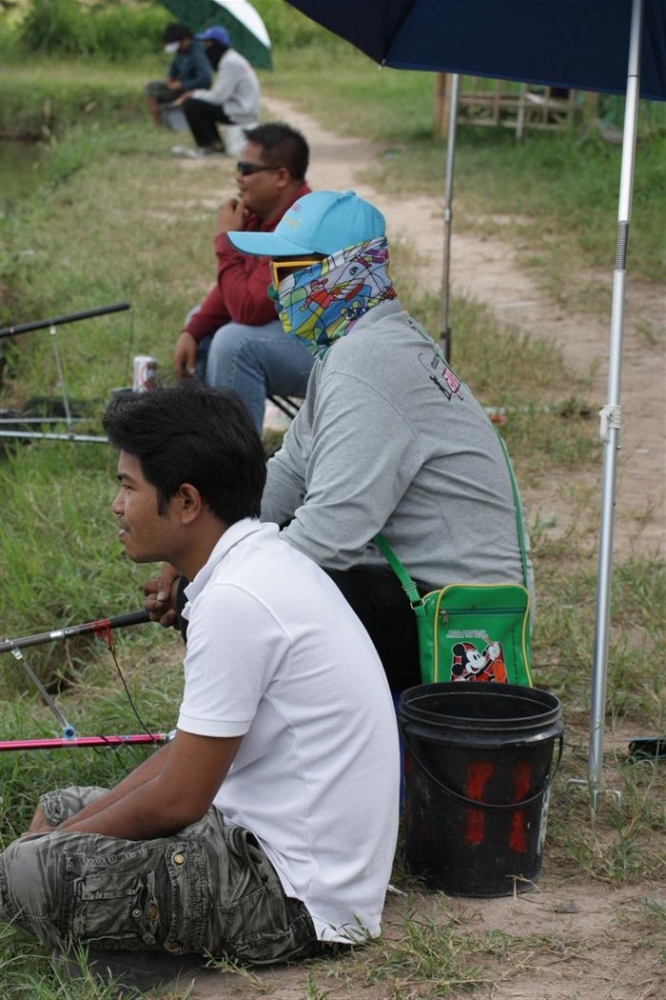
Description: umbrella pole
588,0,643,813
440,73,459,363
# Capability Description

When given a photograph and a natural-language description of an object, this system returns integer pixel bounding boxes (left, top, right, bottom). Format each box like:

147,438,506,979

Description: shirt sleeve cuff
176,713,250,738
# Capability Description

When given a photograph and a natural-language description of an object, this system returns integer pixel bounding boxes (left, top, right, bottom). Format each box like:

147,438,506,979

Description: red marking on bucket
508,760,531,853
464,760,494,845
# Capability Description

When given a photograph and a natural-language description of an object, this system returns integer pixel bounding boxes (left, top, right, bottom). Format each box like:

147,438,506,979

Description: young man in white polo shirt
0,384,400,991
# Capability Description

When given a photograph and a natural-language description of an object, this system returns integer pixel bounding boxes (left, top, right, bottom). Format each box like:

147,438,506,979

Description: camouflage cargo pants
0,785,318,964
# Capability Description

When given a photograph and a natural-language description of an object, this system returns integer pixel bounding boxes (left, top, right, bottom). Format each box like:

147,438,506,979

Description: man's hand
165,79,182,92
22,803,57,837
170,90,193,107
143,564,181,629
173,330,198,381
217,198,246,235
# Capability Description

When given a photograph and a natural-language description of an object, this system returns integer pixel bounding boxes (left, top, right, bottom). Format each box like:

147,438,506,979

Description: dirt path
176,882,665,1000
263,95,666,560
172,99,665,1000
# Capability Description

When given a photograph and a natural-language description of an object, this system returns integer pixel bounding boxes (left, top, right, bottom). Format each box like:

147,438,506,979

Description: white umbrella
160,0,272,69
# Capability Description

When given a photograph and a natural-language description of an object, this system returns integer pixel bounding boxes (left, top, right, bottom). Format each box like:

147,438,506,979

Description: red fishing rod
0,732,174,753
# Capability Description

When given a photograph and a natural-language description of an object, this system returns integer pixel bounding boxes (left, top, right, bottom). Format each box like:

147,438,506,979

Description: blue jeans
190,314,314,434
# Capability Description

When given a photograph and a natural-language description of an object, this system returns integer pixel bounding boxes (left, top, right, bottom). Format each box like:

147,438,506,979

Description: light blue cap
228,190,386,257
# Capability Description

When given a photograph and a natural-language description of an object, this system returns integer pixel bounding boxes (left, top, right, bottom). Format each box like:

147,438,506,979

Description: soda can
133,355,158,392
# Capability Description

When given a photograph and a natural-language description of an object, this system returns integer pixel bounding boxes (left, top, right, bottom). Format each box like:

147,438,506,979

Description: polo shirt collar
183,517,266,611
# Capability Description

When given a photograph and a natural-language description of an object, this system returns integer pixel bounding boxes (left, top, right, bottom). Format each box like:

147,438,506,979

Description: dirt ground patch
383,881,666,1000
167,98,665,1000
170,879,665,1000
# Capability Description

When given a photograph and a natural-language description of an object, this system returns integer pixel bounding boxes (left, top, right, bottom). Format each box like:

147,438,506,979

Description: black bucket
398,682,563,897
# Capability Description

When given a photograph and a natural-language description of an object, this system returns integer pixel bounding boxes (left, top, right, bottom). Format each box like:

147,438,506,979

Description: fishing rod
0,303,131,339
0,609,150,654
0,732,174,753
0,430,108,443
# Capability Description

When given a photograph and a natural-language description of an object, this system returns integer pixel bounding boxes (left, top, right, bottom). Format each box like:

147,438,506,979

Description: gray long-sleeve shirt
191,49,260,124
261,301,531,590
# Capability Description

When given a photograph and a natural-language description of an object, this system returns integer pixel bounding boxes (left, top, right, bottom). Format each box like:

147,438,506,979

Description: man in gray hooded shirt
224,190,533,691
146,190,532,691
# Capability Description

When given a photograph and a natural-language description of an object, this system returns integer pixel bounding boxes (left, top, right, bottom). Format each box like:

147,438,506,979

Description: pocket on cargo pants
1,809,318,961
203,825,318,965
62,837,209,953
0,829,208,953
63,825,317,961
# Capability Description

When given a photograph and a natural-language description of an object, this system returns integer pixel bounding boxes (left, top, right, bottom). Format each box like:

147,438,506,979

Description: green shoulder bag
374,437,532,687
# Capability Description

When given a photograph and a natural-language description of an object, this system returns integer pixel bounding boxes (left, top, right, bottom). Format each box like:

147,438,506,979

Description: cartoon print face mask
274,237,396,356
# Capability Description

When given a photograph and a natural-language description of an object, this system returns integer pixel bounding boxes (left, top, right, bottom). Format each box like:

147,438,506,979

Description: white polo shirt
177,519,400,943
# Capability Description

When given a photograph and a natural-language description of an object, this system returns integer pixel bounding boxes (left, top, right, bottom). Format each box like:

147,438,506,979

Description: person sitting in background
170,26,261,159
173,122,314,434
145,23,212,128
147,192,533,692
0,384,400,992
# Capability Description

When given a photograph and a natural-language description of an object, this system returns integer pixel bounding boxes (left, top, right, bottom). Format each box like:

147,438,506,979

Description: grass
0,28,665,1000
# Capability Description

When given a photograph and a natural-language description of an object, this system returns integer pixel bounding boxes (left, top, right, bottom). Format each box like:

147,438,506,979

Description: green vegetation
3,0,170,59
0,4,664,997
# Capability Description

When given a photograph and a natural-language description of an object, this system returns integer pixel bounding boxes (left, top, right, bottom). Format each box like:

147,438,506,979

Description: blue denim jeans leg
205,319,314,433
194,335,213,381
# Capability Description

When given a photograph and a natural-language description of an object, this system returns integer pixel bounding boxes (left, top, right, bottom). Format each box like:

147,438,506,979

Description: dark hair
103,384,266,525
164,23,192,44
244,123,309,181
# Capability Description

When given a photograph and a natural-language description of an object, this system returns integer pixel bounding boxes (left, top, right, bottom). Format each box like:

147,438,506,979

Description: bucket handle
401,731,564,812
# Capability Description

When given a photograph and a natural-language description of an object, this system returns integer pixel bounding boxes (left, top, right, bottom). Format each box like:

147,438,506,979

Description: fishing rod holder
0,302,130,444
0,609,154,751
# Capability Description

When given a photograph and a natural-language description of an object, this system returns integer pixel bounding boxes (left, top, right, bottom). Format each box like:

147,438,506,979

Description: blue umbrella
287,0,665,98
288,0,666,810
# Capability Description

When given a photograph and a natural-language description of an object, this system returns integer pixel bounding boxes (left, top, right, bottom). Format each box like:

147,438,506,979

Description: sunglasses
236,161,279,176
270,259,323,288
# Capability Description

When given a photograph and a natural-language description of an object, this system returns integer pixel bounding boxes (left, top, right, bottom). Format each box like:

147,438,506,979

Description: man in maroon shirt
174,123,314,432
